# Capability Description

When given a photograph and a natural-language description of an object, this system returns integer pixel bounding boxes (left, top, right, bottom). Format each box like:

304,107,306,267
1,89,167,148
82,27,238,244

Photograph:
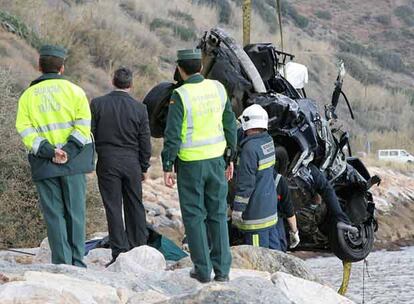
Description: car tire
328,221,374,262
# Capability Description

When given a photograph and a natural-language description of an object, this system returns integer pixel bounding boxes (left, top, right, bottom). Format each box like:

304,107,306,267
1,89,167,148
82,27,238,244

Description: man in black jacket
91,67,151,264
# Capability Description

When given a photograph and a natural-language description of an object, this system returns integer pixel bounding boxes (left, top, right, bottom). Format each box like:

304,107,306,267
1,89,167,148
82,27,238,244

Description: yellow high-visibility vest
175,79,227,161
16,78,91,154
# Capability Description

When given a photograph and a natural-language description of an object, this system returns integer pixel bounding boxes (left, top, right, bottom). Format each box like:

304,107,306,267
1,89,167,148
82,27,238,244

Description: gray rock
175,245,319,282
161,276,292,304
107,245,166,273
271,272,354,304
0,271,121,304
33,238,51,264
84,248,112,270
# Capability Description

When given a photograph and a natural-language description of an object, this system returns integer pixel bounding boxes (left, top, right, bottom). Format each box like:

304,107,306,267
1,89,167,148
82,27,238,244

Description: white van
377,149,414,163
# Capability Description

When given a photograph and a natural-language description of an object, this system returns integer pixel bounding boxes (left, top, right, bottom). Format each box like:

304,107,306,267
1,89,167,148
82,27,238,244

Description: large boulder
175,245,319,282
0,271,121,304
230,246,319,282
161,276,292,304
272,272,354,304
107,245,166,273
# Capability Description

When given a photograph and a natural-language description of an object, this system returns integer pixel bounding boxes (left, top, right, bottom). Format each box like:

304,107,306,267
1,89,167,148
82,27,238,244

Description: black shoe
105,258,117,268
214,275,229,282
190,269,211,283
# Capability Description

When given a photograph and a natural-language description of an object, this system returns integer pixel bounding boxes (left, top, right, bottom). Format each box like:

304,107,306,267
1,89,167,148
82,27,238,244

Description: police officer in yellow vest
162,49,237,283
15,45,94,267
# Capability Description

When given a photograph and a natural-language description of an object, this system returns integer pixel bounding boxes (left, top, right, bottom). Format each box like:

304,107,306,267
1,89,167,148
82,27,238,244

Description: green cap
39,44,67,59
177,49,202,61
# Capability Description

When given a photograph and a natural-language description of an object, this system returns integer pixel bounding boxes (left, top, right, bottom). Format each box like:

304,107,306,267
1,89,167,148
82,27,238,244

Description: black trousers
97,156,147,259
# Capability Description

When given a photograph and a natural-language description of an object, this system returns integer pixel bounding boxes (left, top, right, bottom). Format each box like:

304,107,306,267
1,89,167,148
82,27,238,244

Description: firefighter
232,104,278,248
15,45,94,267
161,49,237,283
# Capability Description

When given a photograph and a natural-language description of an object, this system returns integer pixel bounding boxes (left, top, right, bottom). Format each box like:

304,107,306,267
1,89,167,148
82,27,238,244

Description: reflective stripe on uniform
73,119,91,126
32,137,46,154
257,159,276,171
235,213,278,231
234,195,249,204
252,234,259,247
215,82,227,110
275,174,282,188
178,86,194,145
180,134,225,148
19,127,37,138
71,129,92,145
38,122,73,133
258,155,275,165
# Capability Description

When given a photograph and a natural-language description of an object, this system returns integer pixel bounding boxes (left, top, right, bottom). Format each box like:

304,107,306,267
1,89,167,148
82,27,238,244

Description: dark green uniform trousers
35,174,87,267
177,157,232,279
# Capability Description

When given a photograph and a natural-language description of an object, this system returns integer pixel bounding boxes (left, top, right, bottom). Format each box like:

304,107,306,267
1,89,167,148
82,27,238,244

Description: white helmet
240,104,268,131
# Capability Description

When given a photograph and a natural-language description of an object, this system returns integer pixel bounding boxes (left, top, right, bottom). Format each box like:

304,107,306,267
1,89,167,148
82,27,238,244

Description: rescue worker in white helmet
232,104,278,248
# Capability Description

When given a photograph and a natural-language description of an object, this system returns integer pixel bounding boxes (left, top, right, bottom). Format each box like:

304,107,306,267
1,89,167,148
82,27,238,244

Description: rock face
0,244,354,304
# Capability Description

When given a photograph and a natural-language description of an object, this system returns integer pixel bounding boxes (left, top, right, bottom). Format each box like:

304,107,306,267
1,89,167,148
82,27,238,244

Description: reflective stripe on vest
258,155,276,171
235,213,278,231
176,79,227,161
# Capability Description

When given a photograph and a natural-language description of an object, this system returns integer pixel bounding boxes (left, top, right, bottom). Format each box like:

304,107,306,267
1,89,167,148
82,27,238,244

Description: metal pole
242,0,252,46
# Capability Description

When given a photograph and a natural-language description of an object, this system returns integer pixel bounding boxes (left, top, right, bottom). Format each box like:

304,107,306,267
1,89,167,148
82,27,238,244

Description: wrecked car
143,28,380,262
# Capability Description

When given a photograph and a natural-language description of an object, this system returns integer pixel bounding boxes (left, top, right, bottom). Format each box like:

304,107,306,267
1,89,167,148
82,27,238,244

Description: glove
289,230,300,248
231,211,243,224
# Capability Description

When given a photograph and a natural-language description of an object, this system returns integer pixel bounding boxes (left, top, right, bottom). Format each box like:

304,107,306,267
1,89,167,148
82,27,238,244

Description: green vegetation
149,18,197,41
0,10,43,50
338,36,408,74
315,10,332,20
168,9,195,24
193,0,231,24
337,52,382,86
394,5,414,26
375,14,391,26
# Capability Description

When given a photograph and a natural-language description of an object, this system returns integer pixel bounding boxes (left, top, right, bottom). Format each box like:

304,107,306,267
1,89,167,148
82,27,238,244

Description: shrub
192,0,231,24
0,10,43,50
119,0,144,23
375,14,391,26
168,9,195,24
281,0,309,28
150,18,197,41
315,10,332,20
394,5,414,26
0,68,45,248
371,50,406,73
336,52,383,86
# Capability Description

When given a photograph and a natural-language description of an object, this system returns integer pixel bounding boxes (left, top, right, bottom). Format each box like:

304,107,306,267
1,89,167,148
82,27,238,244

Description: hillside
0,0,413,248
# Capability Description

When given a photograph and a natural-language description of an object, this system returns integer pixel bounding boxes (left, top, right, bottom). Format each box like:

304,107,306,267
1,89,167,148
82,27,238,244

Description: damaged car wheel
329,222,374,262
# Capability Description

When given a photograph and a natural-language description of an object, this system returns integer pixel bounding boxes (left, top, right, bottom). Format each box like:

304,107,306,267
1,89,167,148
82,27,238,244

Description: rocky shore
0,242,353,303
1,165,411,303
